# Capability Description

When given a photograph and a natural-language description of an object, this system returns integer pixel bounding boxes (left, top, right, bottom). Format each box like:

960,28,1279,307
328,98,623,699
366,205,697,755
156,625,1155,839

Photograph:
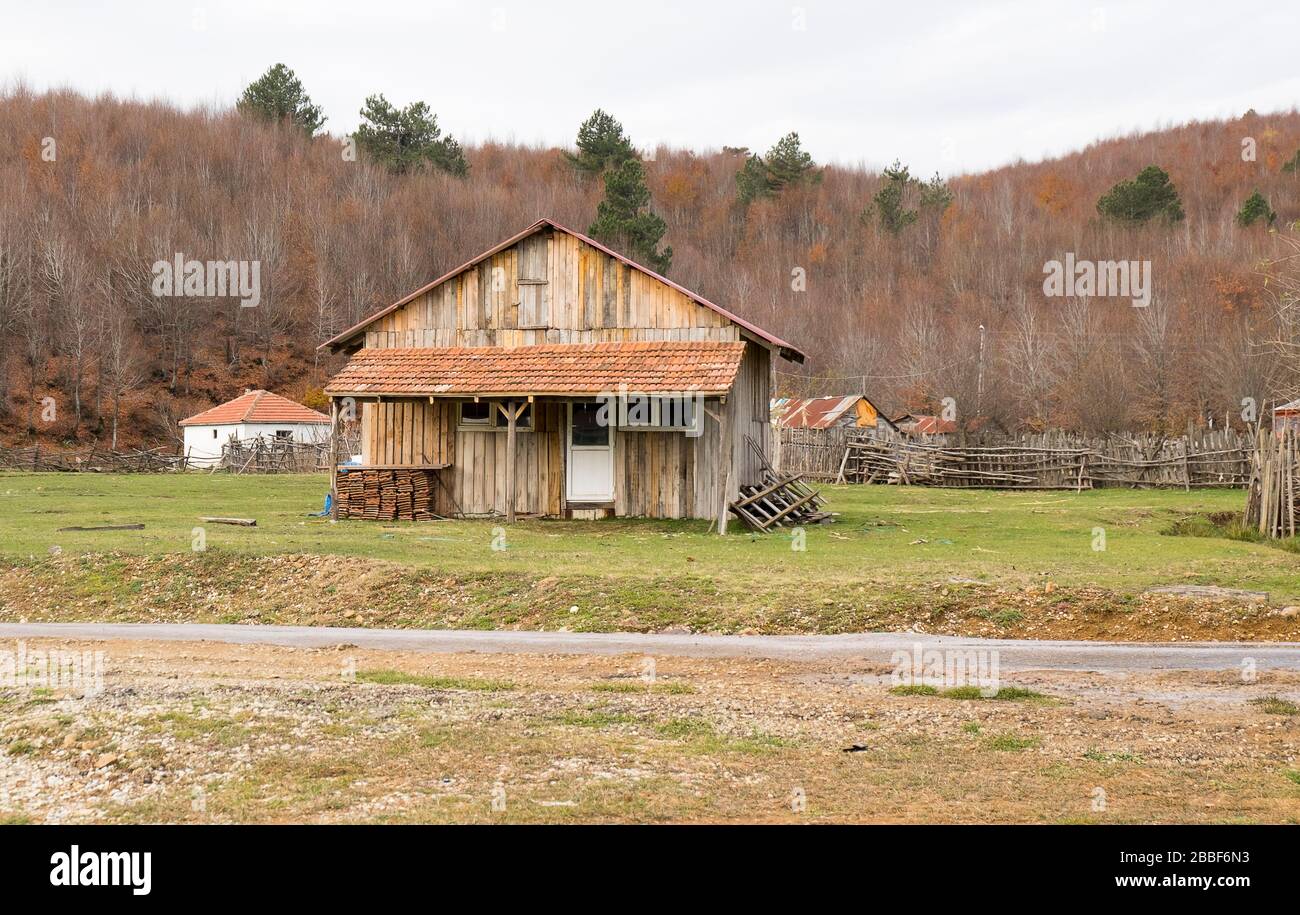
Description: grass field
1,472,1299,637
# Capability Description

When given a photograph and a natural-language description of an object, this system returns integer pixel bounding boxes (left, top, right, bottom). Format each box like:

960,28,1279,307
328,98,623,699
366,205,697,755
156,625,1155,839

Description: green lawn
0,471,1296,600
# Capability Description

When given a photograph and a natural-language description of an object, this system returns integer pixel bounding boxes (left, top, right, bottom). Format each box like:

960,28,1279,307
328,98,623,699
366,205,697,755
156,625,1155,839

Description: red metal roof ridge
318,218,806,362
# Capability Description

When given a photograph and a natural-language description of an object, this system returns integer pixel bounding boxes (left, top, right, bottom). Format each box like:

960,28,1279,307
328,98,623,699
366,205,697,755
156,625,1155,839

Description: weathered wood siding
727,343,771,489
360,400,455,466
347,225,777,521
453,402,565,517
362,228,742,348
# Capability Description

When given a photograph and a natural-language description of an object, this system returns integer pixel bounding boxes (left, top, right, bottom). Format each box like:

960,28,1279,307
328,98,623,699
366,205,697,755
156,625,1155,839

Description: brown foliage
1,88,1298,446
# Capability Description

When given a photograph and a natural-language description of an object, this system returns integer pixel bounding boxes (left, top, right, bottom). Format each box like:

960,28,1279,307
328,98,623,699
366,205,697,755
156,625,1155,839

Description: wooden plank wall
727,343,771,489
358,397,735,520
360,400,455,466
362,228,742,349
453,402,565,517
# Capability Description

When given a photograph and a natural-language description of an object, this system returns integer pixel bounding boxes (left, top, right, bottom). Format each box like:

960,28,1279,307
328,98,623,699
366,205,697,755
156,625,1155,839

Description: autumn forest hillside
2,83,1300,448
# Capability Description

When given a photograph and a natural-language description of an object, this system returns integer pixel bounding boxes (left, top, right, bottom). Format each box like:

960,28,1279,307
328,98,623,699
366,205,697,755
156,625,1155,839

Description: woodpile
335,468,441,521
1244,429,1299,538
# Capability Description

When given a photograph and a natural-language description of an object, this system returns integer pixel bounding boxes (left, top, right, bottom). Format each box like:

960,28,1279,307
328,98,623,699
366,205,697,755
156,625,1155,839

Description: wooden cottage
320,218,805,524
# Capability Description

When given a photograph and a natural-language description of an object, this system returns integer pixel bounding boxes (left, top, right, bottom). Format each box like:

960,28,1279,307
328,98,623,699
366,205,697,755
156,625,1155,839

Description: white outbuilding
179,390,329,467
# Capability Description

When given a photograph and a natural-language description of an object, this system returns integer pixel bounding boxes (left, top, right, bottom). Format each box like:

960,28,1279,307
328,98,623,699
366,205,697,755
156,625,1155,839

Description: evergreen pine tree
237,63,325,135
735,154,776,205
1096,165,1184,224
353,94,468,176
735,132,819,205
1236,190,1276,227
764,132,819,188
869,161,919,235
589,158,672,274
1282,149,1300,174
568,109,636,174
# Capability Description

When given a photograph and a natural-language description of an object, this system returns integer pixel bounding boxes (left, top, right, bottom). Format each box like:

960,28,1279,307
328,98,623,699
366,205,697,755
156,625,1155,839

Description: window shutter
518,235,549,327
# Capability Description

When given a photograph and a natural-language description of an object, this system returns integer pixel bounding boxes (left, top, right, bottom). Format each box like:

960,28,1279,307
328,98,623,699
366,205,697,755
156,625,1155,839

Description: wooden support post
328,398,339,519
498,400,527,524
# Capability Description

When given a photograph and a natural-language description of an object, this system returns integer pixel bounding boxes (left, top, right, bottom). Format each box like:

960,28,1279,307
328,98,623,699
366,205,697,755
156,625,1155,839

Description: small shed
771,395,896,432
179,390,329,467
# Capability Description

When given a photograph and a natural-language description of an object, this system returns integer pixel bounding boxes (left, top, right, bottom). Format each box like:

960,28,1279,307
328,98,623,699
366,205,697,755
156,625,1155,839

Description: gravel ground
2,638,1298,824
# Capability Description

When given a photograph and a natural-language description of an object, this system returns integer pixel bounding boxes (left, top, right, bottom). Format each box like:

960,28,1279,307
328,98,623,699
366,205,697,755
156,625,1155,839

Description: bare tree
101,309,147,449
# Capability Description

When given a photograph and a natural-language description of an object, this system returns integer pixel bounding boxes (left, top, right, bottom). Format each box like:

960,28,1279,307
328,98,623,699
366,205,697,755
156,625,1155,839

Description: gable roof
771,395,886,429
179,390,329,427
323,341,747,397
319,218,806,363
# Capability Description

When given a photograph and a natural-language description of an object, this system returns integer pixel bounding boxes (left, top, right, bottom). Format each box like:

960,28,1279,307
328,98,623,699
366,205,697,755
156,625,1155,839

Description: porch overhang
322,341,747,400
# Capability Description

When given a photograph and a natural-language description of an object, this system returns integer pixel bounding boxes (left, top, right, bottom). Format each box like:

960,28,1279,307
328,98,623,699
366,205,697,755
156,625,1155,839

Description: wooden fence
1244,429,1300,537
777,426,1256,490
0,444,188,472
0,429,360,475
220,438,331,473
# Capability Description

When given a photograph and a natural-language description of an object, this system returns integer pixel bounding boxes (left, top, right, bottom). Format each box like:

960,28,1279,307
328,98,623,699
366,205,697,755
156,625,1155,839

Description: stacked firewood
335,468,438,521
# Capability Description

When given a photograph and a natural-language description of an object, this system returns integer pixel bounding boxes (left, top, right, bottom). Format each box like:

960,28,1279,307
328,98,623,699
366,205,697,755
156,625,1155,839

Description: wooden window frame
616,396,702,435
456,400,534,433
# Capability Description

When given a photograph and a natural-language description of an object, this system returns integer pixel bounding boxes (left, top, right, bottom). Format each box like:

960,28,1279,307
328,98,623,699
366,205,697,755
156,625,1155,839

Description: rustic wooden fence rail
777,426,1256,490
1244,429,1300,537
220,438,330,473
0,430,361,475
0,444,189,472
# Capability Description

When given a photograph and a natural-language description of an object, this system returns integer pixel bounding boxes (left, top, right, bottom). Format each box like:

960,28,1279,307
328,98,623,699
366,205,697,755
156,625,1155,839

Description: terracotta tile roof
323,341,747,397
179,390,330,426
319,218,806,363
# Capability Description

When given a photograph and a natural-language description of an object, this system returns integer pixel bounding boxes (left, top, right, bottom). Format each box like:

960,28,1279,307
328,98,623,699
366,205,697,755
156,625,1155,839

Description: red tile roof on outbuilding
178,390,329,426
323,341,747,397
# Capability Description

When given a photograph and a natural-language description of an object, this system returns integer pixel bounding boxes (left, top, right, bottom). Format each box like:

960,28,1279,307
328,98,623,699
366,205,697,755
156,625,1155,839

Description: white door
566,401,614,502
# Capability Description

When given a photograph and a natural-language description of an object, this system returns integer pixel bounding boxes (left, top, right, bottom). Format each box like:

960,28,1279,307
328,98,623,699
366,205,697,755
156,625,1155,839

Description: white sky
5,0,1299,176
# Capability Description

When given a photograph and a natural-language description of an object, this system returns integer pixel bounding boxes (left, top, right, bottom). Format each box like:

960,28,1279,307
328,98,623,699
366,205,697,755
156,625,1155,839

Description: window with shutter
518,235,549,327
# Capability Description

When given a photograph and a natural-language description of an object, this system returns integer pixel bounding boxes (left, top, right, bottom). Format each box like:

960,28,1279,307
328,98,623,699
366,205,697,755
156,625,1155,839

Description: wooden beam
498,400,527,524
328,398,339,519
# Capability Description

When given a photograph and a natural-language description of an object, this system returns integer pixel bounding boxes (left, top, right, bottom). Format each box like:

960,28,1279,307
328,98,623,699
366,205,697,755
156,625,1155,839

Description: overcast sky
5,0,1298,176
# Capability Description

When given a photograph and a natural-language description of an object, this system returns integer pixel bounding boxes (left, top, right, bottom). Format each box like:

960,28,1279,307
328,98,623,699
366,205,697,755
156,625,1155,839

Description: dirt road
1,622,1298,672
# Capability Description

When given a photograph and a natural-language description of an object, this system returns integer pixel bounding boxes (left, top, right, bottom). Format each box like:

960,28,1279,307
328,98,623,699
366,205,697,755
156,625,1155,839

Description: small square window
459,402,491,426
